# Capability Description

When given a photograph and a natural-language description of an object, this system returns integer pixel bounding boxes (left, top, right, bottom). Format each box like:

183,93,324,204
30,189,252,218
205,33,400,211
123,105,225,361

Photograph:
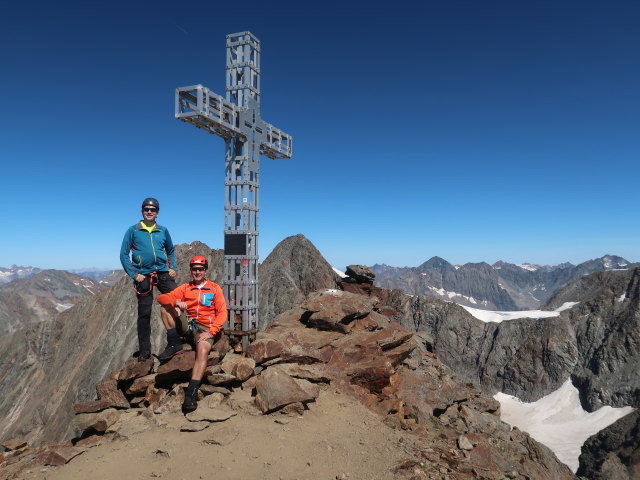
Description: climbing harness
134,271,158,295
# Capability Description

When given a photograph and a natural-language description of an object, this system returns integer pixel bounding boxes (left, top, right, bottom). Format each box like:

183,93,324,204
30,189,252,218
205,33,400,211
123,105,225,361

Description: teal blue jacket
120,222,177,279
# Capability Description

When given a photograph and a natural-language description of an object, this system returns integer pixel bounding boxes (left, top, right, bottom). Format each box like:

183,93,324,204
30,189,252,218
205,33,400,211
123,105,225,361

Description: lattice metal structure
175,31,292,350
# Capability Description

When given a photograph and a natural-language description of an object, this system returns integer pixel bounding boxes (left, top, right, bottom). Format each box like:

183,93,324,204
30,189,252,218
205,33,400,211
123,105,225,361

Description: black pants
135,271,178,352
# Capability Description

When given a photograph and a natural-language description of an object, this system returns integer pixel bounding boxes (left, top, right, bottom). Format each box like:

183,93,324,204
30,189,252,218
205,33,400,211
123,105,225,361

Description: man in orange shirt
156,255,227,412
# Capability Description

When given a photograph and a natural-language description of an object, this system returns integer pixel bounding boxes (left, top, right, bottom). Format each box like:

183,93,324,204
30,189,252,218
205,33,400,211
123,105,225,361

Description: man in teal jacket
120,197,178,361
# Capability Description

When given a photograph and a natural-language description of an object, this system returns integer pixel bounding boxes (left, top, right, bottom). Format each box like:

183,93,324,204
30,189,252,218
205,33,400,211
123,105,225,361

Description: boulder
117,357,153,382
220,353,256,381
345,265,375,284
1,439,27,451
124,374,156,396
254,365,320,414
74,408,121,434
39,446,85,466
95,379,130,409
302,290,375,333
155,351,195,384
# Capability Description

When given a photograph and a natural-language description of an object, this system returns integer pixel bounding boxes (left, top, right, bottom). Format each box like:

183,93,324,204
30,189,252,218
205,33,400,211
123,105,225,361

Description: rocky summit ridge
1,273,575,480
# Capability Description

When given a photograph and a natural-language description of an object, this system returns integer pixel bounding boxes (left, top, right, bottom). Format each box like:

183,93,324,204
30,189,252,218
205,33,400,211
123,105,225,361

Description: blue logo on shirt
201,293,214,306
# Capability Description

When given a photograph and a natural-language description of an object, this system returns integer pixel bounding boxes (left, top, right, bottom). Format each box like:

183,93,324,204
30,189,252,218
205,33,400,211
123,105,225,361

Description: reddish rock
220,353,256,381
39,446,85,466
73,400,113,414
247,338,284,364
143,385,169,409
340,281,373,296
259,327,339,365
74,435,107,448
155,351,196,383
383,342,417,367
377,331,414,351
207,350,222,367
95,379,130,409
118,357,153,382
276,363,331,384
212,333,231,356
302,290,374,332
200,384,231,396
74,408,121,434
254,366,320,413
351,313,385,331
349,364,395,394
124,374,156,396
1,439,27,451
345,265,375,284
154,384,185,415
205,372,237,386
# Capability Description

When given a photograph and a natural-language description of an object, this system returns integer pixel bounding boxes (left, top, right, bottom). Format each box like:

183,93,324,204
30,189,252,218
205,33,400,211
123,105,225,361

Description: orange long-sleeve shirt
157,279,227,336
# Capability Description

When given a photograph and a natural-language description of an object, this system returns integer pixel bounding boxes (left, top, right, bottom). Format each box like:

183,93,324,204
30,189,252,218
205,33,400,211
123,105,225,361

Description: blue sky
1,0,638,270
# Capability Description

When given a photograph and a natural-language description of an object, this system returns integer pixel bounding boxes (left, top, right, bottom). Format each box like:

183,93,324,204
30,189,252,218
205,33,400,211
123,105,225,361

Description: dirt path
27,388,420,480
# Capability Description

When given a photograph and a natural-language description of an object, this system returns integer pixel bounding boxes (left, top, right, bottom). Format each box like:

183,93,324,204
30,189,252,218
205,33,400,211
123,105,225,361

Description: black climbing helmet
141,197,160,212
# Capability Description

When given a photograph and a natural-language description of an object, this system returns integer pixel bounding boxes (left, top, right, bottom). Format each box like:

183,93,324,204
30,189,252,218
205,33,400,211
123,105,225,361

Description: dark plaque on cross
175,31,292,349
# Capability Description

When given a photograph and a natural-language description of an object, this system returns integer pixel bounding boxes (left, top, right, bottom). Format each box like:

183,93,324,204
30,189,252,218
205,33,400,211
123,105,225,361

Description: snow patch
495,379,634,472
428,286,485,306
332,267,346,278
617,293,626,303
462,302,578,323
555,302,579,312
322,289,343,296
517,263,539,272
461,305,560,323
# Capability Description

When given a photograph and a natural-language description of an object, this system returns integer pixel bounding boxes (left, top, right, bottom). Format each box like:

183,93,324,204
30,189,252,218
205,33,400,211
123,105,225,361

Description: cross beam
175,31,292,349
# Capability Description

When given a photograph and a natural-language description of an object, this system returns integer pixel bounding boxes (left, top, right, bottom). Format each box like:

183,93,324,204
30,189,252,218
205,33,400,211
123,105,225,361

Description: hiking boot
138,350,151,362
182,392,197,413
157,343,183,361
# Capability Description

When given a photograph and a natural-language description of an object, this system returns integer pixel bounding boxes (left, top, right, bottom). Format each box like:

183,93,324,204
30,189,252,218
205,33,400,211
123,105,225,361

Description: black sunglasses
143,207,158,212
190,267,206,272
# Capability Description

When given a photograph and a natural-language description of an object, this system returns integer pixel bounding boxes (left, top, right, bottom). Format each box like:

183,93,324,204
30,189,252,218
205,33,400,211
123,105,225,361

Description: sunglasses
143,208,158,213
190,267,206,272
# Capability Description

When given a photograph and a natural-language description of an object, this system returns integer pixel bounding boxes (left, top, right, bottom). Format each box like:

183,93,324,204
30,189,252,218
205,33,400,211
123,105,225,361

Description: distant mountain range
0,265,41,284
0,270,112,335
0,265,124,287
372,254,635,310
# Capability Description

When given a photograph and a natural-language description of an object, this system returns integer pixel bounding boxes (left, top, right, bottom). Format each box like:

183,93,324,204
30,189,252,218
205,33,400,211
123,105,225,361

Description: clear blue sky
1,0,638,270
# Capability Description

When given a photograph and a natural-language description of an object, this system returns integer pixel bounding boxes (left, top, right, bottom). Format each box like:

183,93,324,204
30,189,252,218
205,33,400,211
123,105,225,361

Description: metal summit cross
175,31,292,349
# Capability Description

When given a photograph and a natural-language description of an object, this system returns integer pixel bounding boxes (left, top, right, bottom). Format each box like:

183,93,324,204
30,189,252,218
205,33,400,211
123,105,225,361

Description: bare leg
161,304,178,330
191,339,212,381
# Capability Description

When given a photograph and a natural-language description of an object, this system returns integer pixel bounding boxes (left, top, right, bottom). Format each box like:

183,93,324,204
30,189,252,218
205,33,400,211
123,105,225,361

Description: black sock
186,379,201,397
166,328,180,345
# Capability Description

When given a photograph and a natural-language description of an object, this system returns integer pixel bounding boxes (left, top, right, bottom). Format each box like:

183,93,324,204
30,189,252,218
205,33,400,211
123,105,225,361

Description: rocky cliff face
546,268,640,410
382,267,640,412
373,254,635,310
379,289,578,401
577,410,640,479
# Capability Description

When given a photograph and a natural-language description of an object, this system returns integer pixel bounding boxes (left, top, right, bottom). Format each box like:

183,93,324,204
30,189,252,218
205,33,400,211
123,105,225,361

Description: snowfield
495,380,634,472
461,302,579,323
